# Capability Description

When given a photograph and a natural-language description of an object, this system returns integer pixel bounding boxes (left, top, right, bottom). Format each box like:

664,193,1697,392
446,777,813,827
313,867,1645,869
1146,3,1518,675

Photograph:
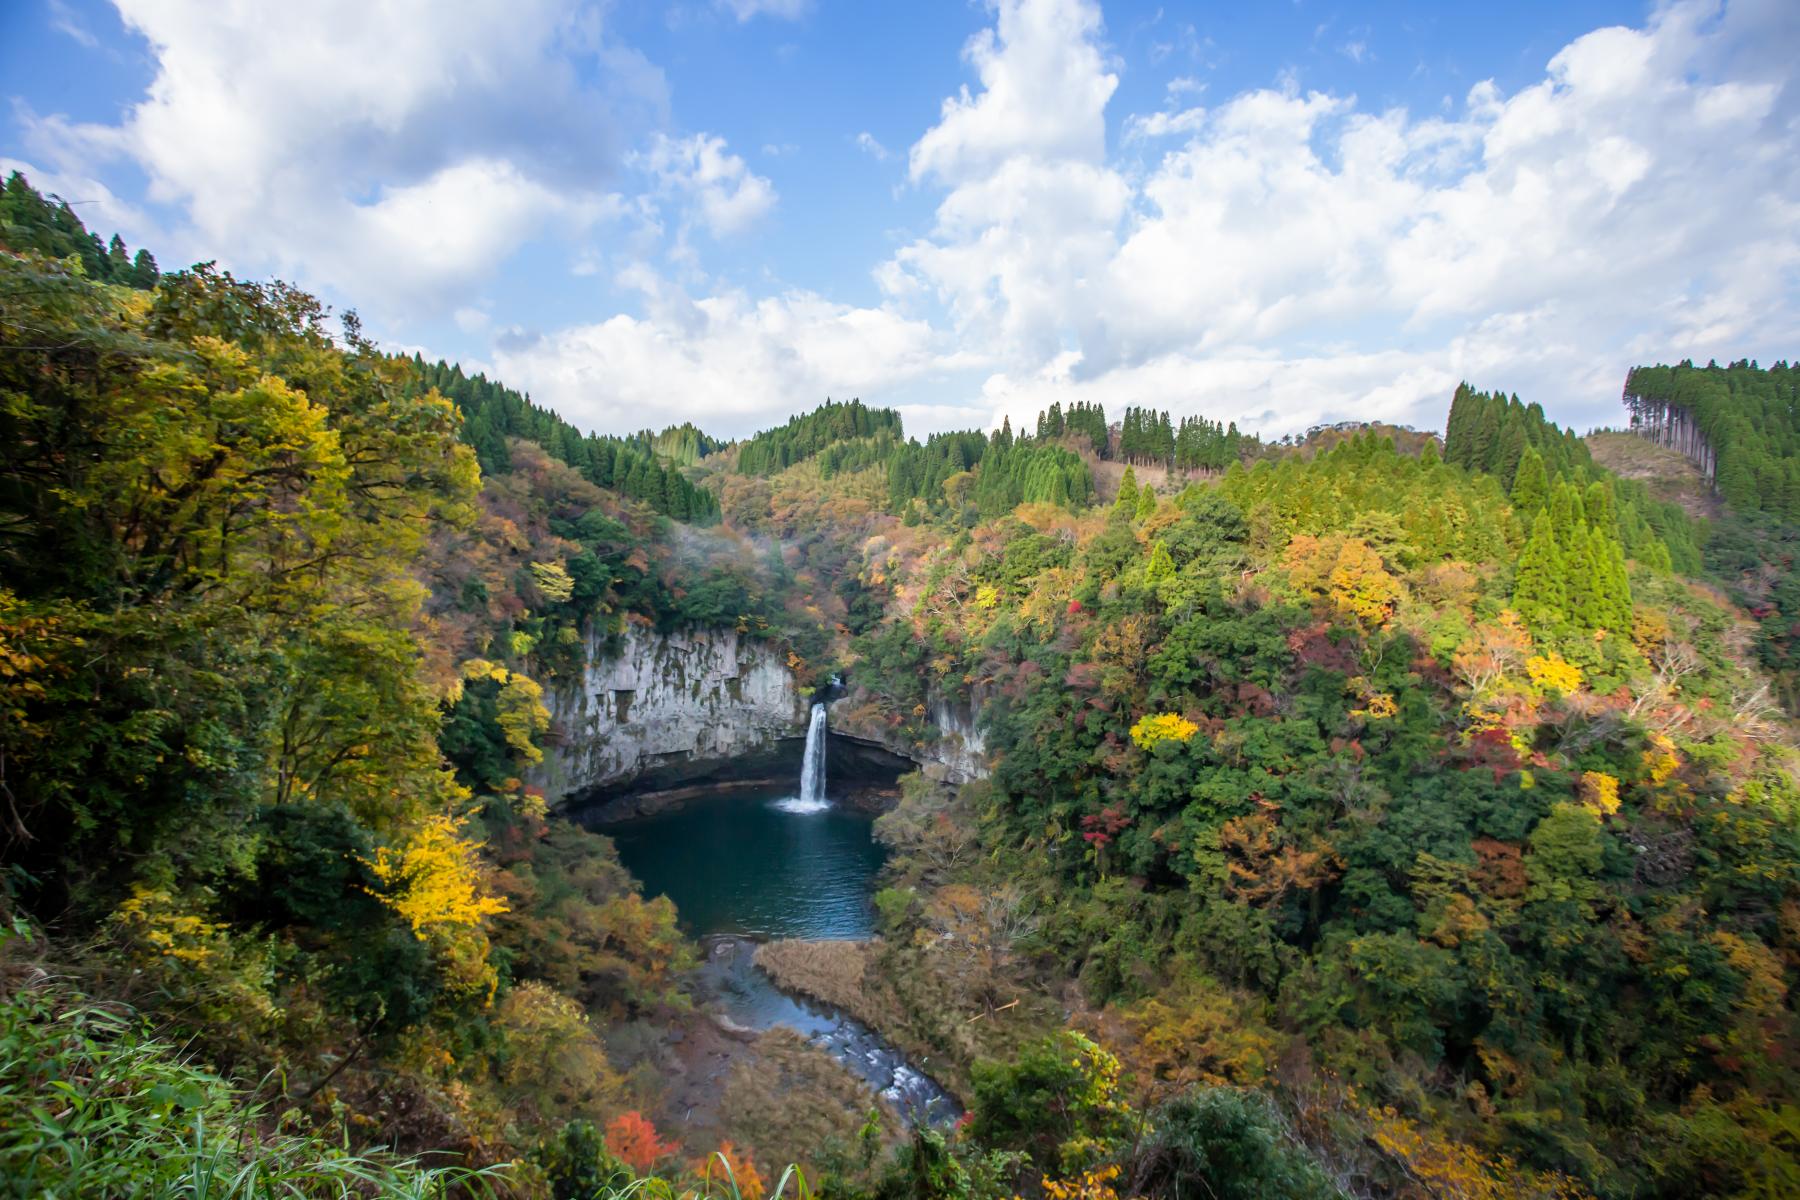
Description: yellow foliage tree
453,658,551,764
496,674,550,764
1042,1164,1121,1200
495,980,623,1121
365,813,509,936
1526,652,1582,696
528,560,575,602
1579,771,1621,817
113,884,227,965
1130,712,1199,751
1284,534,1401,626
1364,1102,1590,1200
1118,977,1278,1098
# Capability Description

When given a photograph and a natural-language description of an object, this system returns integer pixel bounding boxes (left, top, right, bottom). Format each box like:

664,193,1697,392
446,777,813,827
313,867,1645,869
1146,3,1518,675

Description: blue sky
3,0,1796,441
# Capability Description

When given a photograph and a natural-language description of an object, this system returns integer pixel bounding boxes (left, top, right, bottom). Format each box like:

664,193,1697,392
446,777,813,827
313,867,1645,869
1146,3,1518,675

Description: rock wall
832,687,992,785
538,625,806,802
928,695,990,783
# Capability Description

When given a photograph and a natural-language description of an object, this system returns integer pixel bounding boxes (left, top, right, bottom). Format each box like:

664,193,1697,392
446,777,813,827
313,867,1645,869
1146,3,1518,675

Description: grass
718,1028,892,1185
752,941,870,1014
0,978,505,1199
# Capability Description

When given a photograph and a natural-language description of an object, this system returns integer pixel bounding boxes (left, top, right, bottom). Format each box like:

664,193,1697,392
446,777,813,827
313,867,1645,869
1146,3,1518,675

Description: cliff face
539,625,806,802
831,687,991,785
926,696,989,783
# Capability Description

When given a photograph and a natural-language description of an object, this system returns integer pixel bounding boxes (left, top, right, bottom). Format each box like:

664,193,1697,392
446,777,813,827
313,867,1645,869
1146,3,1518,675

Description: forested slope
1624,360,1800,516
0,177,828,1197
1617,362,1800,711
827,426,1800,1197
4,168,1800,1200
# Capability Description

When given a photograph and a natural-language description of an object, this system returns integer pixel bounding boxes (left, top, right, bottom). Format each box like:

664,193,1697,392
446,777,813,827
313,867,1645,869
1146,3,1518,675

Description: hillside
1586,431,1722,521
3,173,1800,1200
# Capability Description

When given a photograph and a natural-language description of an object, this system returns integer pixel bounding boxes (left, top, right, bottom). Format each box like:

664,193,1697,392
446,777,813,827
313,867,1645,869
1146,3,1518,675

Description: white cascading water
788,701,829,812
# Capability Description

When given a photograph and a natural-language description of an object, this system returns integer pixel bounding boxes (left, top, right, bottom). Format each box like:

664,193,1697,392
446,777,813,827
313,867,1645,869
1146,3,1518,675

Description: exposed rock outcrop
538,624,806,803
537,625,995,806
831,687,991,785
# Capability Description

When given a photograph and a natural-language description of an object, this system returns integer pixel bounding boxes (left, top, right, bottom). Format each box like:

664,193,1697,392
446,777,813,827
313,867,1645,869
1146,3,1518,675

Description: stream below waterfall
589,780,961,1127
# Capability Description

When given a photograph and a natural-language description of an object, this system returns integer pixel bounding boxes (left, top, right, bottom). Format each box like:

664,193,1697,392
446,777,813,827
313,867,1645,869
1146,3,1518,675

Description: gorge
580,706,960,1132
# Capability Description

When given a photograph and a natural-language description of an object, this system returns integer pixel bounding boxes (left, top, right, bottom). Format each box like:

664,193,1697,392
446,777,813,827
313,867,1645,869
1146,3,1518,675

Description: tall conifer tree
1513,510,1567,630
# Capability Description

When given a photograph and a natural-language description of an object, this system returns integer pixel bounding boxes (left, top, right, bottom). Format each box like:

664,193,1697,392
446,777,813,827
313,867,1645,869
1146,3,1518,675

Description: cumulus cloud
880,0,1800,437
21,0,1798,443
909,0,1117,187
493,271,952,437
16,0,657,313
637,133,777,238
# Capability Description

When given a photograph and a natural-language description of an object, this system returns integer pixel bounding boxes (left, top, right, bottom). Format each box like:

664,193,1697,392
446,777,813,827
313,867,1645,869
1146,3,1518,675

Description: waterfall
797,702,828,809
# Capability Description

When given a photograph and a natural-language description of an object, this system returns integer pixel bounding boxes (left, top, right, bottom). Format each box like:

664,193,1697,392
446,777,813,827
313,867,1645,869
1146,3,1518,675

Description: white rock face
928,695,990,783
538,624,805,799
833,686,992,785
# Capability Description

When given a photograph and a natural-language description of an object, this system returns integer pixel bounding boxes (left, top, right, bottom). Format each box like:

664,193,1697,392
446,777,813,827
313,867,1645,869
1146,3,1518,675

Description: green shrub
1126,1088,1339,1200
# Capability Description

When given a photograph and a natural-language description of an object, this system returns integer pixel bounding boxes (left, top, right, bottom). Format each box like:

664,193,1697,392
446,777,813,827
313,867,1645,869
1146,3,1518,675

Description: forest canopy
4,171,1800,1200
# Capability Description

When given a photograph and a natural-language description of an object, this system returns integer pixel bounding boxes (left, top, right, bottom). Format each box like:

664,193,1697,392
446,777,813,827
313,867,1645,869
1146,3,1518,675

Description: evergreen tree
1513,510,1567,630
129,248,159,289
1584,480,1617,539
1115,466,1140,515
1511,447,1549,518
1496,415,1526,487
1135,482,1157,522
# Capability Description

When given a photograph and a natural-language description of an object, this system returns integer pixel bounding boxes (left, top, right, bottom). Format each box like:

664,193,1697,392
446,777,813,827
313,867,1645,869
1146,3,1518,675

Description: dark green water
599,787,889,939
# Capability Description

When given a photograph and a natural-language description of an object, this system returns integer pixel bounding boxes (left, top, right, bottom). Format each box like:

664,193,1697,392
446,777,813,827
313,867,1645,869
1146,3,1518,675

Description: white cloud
48,0,99,48
18,0,653,313
876,0,1800,437
856,132,891,161
716,0,809,21
637,132,777,238
1123,106,1206,141
494,272,950,437
885,0,1128,369
909,0,1117,187
27,0,1799,445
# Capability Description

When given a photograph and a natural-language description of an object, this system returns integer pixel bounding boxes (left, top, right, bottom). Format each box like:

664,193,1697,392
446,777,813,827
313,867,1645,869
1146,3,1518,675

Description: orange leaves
605,1110,679,1173
1363,1101,1591,1200
1284,533,1401,626
701,1142,766,1200
1451,609,1532,696
1217,808,1342,906
1092,613,1155,693
1117,978,1278,1097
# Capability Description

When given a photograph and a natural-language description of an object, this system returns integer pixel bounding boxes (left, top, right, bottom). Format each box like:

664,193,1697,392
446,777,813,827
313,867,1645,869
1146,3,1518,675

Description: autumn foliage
605,1110,680,1173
